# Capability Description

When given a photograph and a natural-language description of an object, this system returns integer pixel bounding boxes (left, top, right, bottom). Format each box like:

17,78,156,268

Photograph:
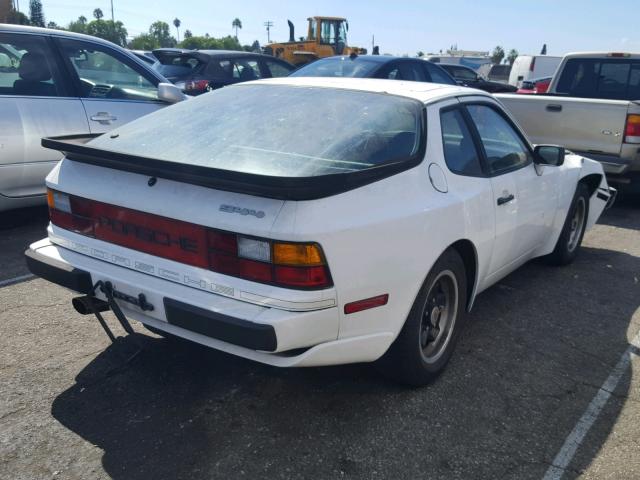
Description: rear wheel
547,182,589,265
377,249,467,386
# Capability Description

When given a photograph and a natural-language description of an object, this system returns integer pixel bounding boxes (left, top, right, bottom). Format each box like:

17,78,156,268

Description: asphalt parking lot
1,200,639,480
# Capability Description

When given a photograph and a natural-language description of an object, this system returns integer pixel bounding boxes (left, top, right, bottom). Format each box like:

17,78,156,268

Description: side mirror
534,145,565,166
157,82,188,104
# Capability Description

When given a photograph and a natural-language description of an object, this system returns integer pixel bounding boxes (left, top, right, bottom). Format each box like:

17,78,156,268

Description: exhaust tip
72,295,110,315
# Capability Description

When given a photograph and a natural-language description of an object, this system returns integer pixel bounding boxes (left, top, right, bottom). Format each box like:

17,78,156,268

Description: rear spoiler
42,134,422,201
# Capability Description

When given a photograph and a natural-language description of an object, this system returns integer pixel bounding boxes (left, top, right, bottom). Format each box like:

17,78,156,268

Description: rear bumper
25,239,393,367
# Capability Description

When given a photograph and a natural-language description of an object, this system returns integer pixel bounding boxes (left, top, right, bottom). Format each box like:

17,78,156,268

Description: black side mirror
534,145,565,166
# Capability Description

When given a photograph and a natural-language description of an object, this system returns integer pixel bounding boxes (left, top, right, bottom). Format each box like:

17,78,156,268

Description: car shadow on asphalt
50,245,640,480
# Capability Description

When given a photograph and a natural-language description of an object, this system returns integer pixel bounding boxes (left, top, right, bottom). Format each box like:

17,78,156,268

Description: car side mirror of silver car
158,82,188,104
534,145,565,166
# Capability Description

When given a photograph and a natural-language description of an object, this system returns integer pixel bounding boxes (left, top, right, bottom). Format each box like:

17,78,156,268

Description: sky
23,0,640,57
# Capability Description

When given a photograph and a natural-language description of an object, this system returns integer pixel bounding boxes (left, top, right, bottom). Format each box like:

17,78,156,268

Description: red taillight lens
184,80,210,92
624,114,640,144
47,190,332,290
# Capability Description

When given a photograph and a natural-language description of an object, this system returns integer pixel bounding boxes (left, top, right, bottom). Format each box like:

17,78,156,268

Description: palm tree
232,18,242,39
93,8,103,20
173,18,181,42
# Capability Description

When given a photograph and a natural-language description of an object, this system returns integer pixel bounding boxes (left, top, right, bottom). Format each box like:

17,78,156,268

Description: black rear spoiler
41,134,422,201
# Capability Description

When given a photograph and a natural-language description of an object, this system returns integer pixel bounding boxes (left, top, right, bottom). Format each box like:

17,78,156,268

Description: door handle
497,194,515,206
90,112,118,124
546,104,562,112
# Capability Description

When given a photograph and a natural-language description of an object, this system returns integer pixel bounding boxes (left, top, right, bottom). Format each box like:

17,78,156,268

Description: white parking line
542,330,640,480
0,273,35,288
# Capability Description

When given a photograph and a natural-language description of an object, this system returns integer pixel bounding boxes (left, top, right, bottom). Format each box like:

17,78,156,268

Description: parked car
129,50,156,65
438,63,517,93
516,76,552,94
498,52,640,191
476,63,512,83
152,48,296,95
508,54,561,87
426,55,492,70
0,24,185,212
290,55,456,85
27,77,614,386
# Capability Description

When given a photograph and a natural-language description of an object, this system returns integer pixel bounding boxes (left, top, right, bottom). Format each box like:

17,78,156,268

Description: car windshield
290,57,382,78
152,54,204,78
88,84,423,177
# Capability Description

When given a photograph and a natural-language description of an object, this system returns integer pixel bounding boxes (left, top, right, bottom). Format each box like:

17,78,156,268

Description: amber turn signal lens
273,243,324,266
46,188,55,209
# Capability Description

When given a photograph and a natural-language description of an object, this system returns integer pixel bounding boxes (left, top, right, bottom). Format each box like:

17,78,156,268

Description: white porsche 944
27,78,616,385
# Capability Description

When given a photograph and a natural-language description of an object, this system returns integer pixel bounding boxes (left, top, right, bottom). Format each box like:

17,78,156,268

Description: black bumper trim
24,248,93,294
164,297,277,352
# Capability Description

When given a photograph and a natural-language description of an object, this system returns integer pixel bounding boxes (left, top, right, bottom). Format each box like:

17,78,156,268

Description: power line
263,20,273,43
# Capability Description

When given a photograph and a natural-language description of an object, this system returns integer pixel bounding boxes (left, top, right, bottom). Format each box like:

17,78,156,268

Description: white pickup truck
497,52,640,192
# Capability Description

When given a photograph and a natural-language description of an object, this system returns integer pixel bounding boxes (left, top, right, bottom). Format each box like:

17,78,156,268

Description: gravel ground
0,200,638,480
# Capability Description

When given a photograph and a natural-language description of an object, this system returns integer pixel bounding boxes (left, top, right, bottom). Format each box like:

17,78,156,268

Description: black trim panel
24,247,93,294
164,297,277,351
42,128,427,201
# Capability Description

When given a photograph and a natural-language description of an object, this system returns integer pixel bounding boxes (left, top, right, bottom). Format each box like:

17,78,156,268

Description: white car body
27,78,613,373
508,55,562,87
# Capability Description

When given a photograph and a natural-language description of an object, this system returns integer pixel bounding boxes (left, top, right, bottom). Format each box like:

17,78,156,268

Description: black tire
376,248,467,386
547,182,590,266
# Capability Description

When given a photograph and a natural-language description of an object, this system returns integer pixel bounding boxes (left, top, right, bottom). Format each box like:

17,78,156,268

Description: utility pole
371,35,374,52
110,0,114,22
264,20,273,43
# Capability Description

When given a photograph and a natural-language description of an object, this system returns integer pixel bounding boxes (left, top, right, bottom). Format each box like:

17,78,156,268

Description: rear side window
0,33,67,97
264,60,293,78
556,58,640,100
440,108,483,176
89,84,424,177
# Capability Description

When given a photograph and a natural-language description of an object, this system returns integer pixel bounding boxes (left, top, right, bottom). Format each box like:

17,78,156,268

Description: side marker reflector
344,294,389,314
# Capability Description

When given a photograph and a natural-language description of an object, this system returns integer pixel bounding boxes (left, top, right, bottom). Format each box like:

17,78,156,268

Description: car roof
314,55,423,64
439,63,474,70
237,76,488,103
0,23,126,47
153,48,270,58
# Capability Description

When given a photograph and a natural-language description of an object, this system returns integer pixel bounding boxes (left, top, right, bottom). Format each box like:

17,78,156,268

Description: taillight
624,114,640,144
184,80,210,93
47,189,332,290
529,57,536,72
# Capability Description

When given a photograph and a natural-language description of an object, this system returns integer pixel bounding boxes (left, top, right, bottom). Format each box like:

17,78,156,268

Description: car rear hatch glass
45,84,425,200
152,50,206,80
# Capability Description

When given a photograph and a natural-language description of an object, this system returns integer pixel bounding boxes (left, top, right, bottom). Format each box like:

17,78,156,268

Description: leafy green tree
67,15,88,34
149,21,176,47
232,18,242,38
507,48,519,65
29,0,45,27
128,33,158,50
173,18,181,42
6,8,31,25
47,21,64,30
183,29,193,39
491,46,505,64
179,34,242,51
250,40,260,52
86,19,128,46
416,51,424,57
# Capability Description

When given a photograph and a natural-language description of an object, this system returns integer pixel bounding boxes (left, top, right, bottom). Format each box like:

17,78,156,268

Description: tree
491,46,505,64
129,33,159,50
183,29,193,39
6,8,31,25
173,18,181,42
232,18,242,38
507,48,519,65
29,0,45,27
416,51,425,58
250,40,260,52
67,15,88,34
47,21,63,30
149,21,176,48
86,19,128,46
93,8,103,20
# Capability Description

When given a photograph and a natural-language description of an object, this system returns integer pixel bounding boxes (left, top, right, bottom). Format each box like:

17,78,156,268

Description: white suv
0,24,184,212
